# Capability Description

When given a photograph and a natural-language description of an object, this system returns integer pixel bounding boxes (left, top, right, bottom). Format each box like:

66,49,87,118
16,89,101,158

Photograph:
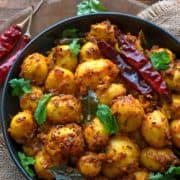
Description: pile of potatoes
8,21,180,180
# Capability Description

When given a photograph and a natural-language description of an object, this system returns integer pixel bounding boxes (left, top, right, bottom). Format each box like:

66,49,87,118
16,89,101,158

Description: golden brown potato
8,110,36,144
45,66,76,95
84,117,109,151
20,53,48,85
170,119,180,148
46,95,82,124
79,42,101,62
111,95,144,132
102,135,139,178
78,153,102,177
20,86,43,112
141,110,171,148
87,21,116,44
47,45,78,71
96,83,126,105
140,147,179,172
75,59,119,95
133,170,149,180
171,94,180,119
46,123,84,159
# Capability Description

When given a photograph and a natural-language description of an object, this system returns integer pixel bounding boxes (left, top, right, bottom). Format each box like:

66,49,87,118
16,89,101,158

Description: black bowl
0,13,180,180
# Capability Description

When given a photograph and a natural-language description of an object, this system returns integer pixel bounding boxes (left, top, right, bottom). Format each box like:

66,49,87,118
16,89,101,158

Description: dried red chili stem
97,41,152,94
115,28,170,97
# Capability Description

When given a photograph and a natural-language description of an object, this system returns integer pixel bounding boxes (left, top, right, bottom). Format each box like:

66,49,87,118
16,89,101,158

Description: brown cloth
0,0,179,179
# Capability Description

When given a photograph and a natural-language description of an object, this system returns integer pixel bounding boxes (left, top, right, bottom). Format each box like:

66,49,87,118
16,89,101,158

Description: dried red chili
115,28,170,97
97,41,152,94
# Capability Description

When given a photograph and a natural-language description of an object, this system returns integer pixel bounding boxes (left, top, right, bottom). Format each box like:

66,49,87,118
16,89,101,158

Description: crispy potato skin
141,110,171,148
171,94,180,119
48,45,78,71
111,95,145,132
102,135,140,178
75,59,119,95
78,153,102,177
20,86,43,112
46,95,82,124
79,42,102,62
8,110,36,144
20,53,48,85
170,119,180,148
45,66,76,95
140,147,179,172
133,170,149,180
84,117,109,152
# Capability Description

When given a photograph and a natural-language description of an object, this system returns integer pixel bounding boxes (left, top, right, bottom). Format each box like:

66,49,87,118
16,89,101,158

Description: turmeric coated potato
96,83,126,105
45,66,76,95
20,53,48,85
170,119,180,148
8,110,36,144
79,42,101,62
20,86,43,112
133,170,149,180
111,95,144,132
102,135,140,178
75,59,119,95
46,95,82,124
48,45,78,71
171,94,180,119
141,110,171,148
78,153,102,177
84,117,109,151
140,147,179,172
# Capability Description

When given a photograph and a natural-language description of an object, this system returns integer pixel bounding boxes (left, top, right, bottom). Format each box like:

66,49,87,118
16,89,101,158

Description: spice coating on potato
79,41,102,62
170,119,180,148
84,117,109,152
140,147,179,172
133,170,149,180
20,86,43,112
111,95,144,132
46,95,82,124
20,53,48,85
45,66,76,95
171,94,180,119
141,110,171,148
48,45,78,71
75,59,119,95
102,135,140,178
8,110,36,144
78,153,102,177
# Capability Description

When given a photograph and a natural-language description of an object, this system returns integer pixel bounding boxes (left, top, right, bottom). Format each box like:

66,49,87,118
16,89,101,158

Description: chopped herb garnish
69,39,81,56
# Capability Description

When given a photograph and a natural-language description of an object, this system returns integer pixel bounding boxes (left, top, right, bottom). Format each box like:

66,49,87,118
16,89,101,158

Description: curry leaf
34,93,52,126
62,28,79,38
69,39,81,56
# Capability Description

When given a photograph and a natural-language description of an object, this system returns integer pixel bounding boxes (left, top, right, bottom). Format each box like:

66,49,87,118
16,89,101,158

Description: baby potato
20,53,48,85
48,45,78,71
78,153,102,177
45,66,76,95
170,119,180,148
8,110,36,144
46,123,84,159
84,117,109,151
20,86,43,112
87,21,116,44
75,59,119,95
171,94,180,119
79,42,101,62
141,110,171,148
140,147,179,172
96,83,126,105
46,95,82,124
102,135,140,178
111,95,145,132
133,170,149,180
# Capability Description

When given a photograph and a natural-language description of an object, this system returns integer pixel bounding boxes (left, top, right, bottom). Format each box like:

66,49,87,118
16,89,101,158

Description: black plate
0,13,180,180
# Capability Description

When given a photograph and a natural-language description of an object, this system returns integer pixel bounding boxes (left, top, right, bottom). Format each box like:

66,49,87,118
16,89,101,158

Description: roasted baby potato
45,66,76,95
20,53,48,85
46,95,82,124
84,117,109,151
102,135,140,178
8,110,36,144
170,119,180,148
141,110,171,148
133,170,149,180
171,94,180,119
75,59,119,95
111,95,145,132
